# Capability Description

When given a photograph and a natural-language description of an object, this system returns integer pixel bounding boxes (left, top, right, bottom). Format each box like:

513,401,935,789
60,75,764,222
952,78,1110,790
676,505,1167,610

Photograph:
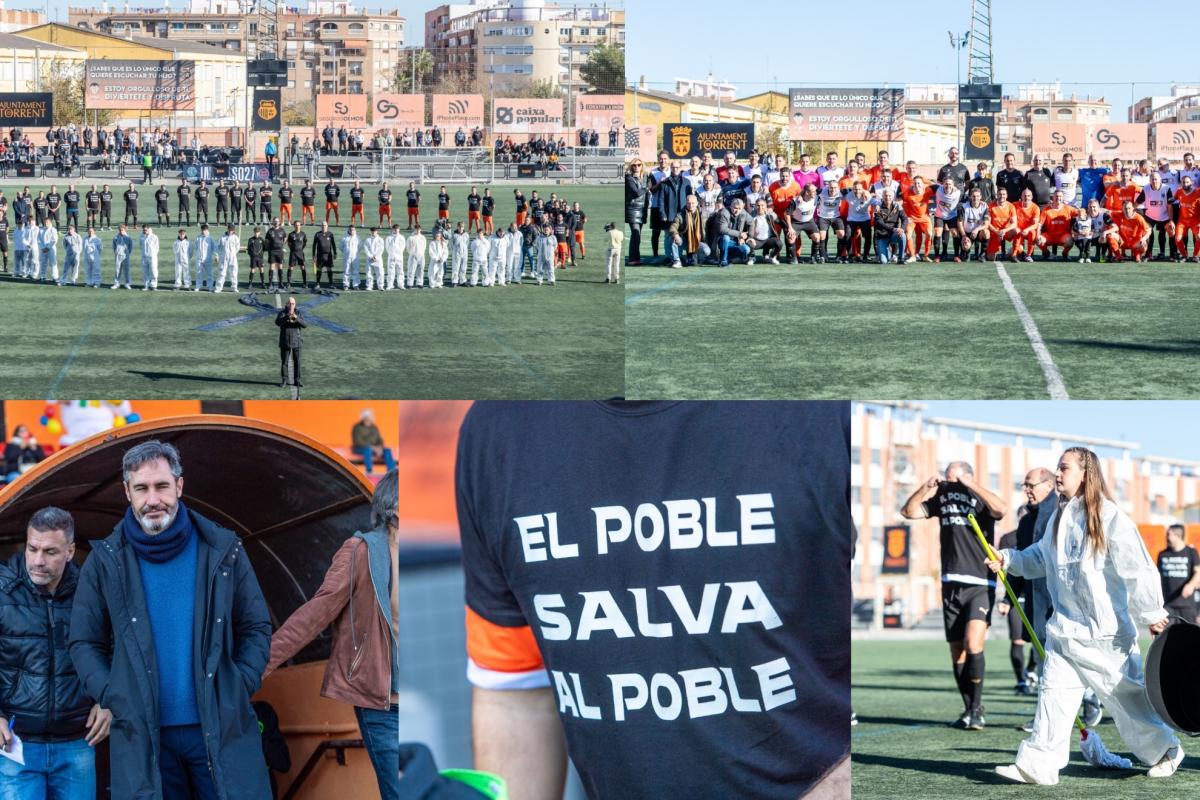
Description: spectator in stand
4,423,45,482
350,409,397,474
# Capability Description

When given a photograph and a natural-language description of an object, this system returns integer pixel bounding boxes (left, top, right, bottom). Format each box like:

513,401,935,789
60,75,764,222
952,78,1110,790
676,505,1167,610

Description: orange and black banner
0,92,52,127
252,89,281,131
880,524,910,574
964,115,996,162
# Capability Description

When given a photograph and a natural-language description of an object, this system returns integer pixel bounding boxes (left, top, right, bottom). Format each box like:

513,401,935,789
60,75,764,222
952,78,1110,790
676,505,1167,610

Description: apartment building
67,1,405,108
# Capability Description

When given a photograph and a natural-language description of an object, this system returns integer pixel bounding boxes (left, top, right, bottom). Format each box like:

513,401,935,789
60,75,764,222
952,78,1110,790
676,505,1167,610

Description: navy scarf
122,500,194,563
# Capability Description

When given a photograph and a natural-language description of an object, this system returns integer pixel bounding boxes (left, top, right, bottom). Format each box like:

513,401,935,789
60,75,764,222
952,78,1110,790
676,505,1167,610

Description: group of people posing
0,182,592,291
625,147,1200,266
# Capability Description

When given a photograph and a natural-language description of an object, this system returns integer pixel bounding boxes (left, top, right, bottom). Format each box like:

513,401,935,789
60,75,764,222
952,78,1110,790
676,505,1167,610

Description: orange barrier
398,401,470,541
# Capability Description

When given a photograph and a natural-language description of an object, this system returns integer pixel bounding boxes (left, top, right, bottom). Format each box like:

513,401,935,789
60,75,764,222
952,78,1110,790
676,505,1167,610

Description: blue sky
917,402,1200,462
628,0,1192,121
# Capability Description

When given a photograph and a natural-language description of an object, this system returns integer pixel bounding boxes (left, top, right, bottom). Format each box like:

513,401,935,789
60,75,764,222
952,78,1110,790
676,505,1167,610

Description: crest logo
970,125,990,149
256,99,278,121
670,126,692,157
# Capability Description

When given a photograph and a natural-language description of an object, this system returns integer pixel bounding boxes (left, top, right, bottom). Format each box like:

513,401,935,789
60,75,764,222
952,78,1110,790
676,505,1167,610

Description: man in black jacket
1,508,112,797
69,440,273,800
1023,155,1054,207
312,220,336,288
276,296,307,388
995,153,1024,206
871,191,908,264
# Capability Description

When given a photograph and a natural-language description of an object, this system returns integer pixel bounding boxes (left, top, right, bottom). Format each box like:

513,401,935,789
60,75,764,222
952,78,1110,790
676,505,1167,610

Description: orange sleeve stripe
465,606,545,673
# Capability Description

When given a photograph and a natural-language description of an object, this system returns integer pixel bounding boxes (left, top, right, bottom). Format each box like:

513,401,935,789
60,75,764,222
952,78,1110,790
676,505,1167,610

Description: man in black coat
276,296,307,388
69,440,273,800
312,220,336,288
1,508,112,796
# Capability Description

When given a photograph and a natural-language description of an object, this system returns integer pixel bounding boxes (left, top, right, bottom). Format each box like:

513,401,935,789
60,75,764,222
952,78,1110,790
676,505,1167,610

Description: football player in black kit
437,185,451,224
244,181,258,225
46,186,61,229
349,181,365,226
64,185,81,231
287,221,307,289
259,181,273,221
300,180,316,225
155,183,170,224
230,180,243,224
311,220,336,287
214,180,230,224
85,185,100,229
481,188,495,234
99,184,113,230
324,179,340,224
122,182,138,225
377,184,392,226
247,225,266,288
278,181,294,224
177,179,192,225
195,181,209,224
902,461,1007,731
405,181,420,229
266,218,287,289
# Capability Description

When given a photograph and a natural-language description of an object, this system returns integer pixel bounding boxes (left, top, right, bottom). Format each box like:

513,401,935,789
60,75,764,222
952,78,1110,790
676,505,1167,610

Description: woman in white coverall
988,447,1182,785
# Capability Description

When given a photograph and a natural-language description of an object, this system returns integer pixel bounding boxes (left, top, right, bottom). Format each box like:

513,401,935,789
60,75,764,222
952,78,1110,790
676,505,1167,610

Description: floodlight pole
948,30,968,154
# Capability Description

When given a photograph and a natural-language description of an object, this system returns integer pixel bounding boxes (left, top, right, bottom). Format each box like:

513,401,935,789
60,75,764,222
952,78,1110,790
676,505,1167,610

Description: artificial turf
852,637,1200,799
0,182,623,399
624,260,1200,399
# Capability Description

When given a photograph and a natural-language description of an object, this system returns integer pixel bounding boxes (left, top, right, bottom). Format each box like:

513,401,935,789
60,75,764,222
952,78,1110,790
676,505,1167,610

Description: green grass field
853,638,1200,798
0,182,622,399
624,261,1200,399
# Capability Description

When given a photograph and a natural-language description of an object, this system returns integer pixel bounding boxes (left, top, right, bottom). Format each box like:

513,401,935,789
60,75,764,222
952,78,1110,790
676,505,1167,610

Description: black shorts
791,219,818,236
1006,597,1026,640
817,216,845,234
942,582,995,642
269,250,285,265
289,252,305,266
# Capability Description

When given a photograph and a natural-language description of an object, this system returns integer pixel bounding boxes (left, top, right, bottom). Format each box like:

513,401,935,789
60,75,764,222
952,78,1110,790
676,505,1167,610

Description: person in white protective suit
427,231,447,288
470,231,490,287
506,222,522,284
362,227,385,291
536,223,557,286
82,226,103,287
490,228,509,286
37,218,58,282
192,224,214,291
341,225,360,290
385,224,406,290
140,225,160,290
988,446,1183,786
60,224,83,286
405,226,427,289
111,224,131,289
215,224,240,293
451,222,469,286
173,229,192,289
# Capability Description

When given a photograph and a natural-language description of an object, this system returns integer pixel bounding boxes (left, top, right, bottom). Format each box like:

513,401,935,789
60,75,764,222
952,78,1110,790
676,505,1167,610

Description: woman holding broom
986,446,1183,785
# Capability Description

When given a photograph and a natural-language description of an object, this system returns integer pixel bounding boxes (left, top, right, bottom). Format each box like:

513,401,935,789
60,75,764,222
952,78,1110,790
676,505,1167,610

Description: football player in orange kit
986,186,1018,260
1036,190,1080,261
902,176,936,261
1172,173,1200,261
1113,199,1152,261
1012,188,1041,262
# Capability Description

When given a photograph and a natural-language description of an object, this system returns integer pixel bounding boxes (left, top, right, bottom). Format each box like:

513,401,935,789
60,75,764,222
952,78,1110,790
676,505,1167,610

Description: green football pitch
852,637,1200,798
624,261,1200,399
0,182,622,399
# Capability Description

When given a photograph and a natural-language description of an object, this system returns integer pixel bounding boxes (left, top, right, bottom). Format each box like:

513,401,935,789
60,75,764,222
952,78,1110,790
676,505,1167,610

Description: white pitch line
994,263,1069,400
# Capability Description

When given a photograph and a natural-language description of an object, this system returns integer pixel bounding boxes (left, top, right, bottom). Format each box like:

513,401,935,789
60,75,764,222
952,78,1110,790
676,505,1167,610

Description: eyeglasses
1021,479,1051,490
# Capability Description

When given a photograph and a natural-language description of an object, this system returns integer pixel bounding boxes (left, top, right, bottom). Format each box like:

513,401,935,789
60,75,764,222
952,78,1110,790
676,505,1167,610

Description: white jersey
1130,171,1152,189
843,194,874,223
696,187,722,221
872,181,900,201
1156,168,1180,193
817,189,843,220
817,165,844,186
789,196,817,225
933,186,963,220
1142,185,1171,222
1053,167,1079,205
961,202,988,233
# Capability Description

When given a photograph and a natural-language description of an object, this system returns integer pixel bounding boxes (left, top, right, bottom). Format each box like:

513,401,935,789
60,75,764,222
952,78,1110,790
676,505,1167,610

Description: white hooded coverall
61,231,83,286
215,232,240,292
470,235,490,286
141,231,159,289
405,232,427,288
385,231,406,289
342,233,360,289
193,234,214,290
173,237,191,288
82,235,102,287
428,237,447,288
38,225,58,282
1000,496,1180,785
451,231,470,285
362,234,384,290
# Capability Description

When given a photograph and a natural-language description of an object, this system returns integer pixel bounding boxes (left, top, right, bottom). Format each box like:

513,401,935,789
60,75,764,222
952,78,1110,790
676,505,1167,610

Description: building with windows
852,402,1200,625
0,1,43,34
66,1,405,109
0,31,85,93
425,0,623,93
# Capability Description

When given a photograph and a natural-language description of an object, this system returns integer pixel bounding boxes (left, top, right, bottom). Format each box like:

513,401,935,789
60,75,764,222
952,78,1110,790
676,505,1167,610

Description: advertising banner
1086,123,1148,162
625,124,657,163
788,88,905,141
575,94,624,131
0,93,52,127
663,123,755,160
252,89,281,132
316,94,368,128
1155,123,1200,159
431,94,484,128
1031,123,1088,160
85,60,195,111
963,114,996,161
372,93,425,127
492,98,565,134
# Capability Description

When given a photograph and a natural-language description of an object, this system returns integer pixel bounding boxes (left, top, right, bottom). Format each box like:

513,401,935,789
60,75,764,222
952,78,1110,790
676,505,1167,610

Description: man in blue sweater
70,440,272,799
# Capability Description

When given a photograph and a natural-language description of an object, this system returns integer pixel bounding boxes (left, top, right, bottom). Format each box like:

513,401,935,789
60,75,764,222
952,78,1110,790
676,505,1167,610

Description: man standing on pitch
69,440,273,799
902,461,1007,731
276,296,306,388
312,220,336,288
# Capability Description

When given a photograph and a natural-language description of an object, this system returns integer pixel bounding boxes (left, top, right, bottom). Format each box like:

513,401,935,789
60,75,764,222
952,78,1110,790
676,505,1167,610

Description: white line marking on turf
995,263,1070,400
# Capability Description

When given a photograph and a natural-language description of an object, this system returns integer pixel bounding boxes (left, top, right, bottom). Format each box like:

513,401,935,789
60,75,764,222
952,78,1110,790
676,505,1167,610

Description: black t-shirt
1158,545,1200,606
64,190,79,209
100,191,113,206
196,186,208,203
279,186,293,203
921,482,996,585
350,187,364,204
481,196,494,216
457,401,851,800
1023,169,1054,206
406,189,420,207
515,193,527,211
467,193,481,212
244,186,257,202
325,183,339,201
378,189,390,205
259,187,272,204
215,186,229,203
178,185,191,203
85,191,99,209
47,193,61,209
300,186,315,205
155,188,169,206
937,163,969,192
438,192,450,210
995,168,1025,202
33,197,47,213
124,190,137,205
266,227,287,254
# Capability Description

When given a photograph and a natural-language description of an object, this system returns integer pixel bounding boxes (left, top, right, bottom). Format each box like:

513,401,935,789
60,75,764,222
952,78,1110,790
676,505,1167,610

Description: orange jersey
1105,183,1139,214
1117,212,1150,243
868,165,903,186
896,172,918,194
1040,205,1078,239
839,173,870,192
1175,188,1200,225
768,180,802,218
901,185,935,223
988,200,1016,230
1014,202,1040,231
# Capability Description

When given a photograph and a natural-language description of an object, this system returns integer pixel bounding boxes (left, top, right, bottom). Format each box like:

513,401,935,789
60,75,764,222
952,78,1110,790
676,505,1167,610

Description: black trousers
280,346,302,386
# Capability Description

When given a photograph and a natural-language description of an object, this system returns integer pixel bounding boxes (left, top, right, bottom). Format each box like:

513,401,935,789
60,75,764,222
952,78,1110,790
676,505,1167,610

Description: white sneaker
746,256,755,265
1147,745,1184,778
904,255,916,263
671,260,682,268
994,764,1055,785
878,255,888,264
769,256,780,264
